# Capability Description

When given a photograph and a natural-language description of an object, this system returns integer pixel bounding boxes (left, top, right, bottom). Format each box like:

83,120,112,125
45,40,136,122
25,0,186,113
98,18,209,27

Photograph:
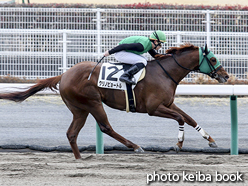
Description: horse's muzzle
215,66,229,83
216,74,229,83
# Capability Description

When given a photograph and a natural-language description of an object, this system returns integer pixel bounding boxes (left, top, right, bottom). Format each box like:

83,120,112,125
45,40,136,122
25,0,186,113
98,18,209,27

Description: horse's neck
156,51,198,84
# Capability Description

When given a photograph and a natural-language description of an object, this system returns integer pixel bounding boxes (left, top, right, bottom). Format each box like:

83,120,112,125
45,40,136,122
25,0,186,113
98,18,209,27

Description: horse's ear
205,44,209,54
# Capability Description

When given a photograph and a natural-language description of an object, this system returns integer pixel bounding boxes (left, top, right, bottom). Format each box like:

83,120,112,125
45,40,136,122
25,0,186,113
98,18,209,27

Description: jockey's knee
135,58,147,66
141,60,147,66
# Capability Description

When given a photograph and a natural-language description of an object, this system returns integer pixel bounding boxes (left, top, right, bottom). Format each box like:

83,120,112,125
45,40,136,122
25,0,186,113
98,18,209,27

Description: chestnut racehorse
0,44,229,159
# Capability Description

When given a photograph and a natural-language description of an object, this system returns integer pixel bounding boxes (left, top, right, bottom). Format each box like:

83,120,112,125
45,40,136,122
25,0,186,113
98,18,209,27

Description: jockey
104,30,171,85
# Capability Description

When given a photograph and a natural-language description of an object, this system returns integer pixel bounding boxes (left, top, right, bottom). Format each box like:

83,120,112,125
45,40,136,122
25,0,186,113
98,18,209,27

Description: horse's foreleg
66,111,89,159
176,125,184,151
91,103,143,152
170,103,217,148
149,104,185,151
195,125,217,147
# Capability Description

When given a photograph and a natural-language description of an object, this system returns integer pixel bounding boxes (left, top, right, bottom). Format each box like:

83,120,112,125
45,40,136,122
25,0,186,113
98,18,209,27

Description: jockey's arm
106,43,144,56
149,49,172,59
148,49,158,58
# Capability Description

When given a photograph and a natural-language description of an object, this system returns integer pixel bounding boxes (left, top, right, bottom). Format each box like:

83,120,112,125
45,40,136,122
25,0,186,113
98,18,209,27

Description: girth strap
123,64,136,112
126,84,136,112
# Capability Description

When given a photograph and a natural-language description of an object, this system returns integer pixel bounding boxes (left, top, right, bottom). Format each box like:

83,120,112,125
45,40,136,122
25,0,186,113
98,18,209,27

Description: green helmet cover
199,47,221,74
149,30,166,43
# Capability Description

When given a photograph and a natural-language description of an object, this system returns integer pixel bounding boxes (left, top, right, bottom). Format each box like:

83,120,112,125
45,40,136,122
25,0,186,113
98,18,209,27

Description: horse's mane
166,43,199,55
148,43,199,62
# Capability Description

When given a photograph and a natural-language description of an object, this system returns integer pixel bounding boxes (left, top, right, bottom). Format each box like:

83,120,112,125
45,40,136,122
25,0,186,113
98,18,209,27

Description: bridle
198,47,222,79
156,47,222,85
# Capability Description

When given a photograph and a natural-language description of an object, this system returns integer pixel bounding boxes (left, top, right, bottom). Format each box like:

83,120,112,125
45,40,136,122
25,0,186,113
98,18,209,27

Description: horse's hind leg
90,102,144,152
66,110,89,159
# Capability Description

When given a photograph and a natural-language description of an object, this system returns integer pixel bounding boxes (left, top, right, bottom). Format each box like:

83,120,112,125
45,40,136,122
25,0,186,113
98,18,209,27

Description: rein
156,59,179,85
156,47,222,85
155,55,193,85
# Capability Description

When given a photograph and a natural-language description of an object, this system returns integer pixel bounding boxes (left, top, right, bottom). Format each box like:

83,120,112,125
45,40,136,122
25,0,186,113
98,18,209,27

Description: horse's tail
0,75,62,102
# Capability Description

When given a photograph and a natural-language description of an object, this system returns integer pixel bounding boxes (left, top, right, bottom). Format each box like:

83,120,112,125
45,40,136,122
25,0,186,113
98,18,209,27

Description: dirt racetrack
0,96,248,185
0,152,247,186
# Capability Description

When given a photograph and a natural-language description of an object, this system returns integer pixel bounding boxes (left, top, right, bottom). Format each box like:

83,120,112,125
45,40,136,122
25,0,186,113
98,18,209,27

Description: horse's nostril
225,75,229,80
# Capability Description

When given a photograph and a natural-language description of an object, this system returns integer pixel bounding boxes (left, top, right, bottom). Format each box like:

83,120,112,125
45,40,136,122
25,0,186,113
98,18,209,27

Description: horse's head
198,44,229,83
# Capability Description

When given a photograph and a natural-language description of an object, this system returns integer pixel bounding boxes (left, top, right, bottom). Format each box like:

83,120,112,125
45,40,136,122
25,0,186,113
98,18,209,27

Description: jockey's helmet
149,30,166,43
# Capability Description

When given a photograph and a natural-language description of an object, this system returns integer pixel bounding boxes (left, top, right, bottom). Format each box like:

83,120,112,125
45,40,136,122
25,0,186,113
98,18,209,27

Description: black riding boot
119,63,145,85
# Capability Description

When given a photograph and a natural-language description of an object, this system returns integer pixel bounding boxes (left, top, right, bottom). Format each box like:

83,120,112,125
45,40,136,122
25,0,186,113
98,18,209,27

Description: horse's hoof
174,145,181,153
134,147,145,153
209,141,218,148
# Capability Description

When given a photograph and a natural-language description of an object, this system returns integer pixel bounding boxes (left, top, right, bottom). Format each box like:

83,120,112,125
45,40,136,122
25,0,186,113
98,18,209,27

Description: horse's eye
212,58,216,62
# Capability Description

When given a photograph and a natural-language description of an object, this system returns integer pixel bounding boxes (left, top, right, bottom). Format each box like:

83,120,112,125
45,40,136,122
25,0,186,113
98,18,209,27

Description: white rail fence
0,8,248,82
1,83,248,96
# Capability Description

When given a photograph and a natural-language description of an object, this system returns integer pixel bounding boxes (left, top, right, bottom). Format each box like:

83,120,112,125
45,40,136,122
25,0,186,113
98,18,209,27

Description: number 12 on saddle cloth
97,62,145,90
97,62,146,112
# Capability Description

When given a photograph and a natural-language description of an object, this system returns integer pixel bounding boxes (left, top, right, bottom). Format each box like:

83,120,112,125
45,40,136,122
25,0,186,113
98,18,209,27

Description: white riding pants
114,51,148,66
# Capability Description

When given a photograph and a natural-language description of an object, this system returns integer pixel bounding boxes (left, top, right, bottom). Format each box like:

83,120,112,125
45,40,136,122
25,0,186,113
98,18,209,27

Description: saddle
97,62,145,112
